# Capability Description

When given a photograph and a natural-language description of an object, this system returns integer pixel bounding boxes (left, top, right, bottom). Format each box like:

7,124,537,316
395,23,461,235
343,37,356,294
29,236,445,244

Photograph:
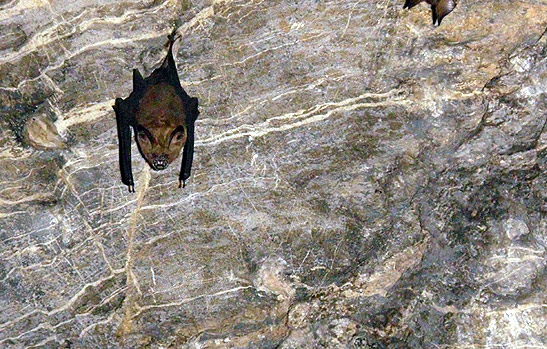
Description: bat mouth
152,155,169,171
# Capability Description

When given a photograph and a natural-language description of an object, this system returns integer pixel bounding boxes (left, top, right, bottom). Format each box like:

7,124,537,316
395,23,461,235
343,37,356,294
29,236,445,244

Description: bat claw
166,29,181,48
128,185,135,193
178,179,186,188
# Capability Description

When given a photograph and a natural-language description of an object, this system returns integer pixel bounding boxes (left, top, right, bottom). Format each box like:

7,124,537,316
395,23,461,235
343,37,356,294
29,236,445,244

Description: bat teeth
153,155,170,171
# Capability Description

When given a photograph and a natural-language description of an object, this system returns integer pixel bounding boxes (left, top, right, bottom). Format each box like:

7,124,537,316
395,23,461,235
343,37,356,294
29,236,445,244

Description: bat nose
152,154,169,170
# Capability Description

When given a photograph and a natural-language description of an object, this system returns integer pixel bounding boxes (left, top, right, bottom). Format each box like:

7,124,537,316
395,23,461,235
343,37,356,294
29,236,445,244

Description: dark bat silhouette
113,31,199,192
403,0,457,25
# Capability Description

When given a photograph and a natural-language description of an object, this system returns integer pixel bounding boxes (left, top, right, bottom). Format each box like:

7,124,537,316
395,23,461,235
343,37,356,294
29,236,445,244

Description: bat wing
113,97,135,192
403,0,424,9
179,97,199,188
433,0,457,25
112,69,146,192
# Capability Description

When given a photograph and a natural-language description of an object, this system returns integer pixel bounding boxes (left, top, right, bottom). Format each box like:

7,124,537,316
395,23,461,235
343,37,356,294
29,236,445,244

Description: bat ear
133,69,145,92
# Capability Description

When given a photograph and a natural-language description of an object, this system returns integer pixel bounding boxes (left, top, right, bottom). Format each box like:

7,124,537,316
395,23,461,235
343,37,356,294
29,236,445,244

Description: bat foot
128,185,135,193
166,29,181,48
178,179,186,188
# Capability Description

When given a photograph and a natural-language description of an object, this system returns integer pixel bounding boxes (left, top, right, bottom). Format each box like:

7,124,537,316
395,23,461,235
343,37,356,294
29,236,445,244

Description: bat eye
169,126,185,144
136,125,152,143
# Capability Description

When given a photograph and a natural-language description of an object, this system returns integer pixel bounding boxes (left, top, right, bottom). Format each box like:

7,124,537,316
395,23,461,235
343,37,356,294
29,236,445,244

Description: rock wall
0,0,545,347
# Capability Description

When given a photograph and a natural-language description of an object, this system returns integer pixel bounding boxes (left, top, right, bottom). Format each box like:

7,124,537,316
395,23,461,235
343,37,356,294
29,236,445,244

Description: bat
403,0,457,25
113,30,199,192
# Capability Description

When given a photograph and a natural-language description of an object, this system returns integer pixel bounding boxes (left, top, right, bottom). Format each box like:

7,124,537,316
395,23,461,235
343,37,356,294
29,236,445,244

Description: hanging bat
113,31,199,192
403,0,457,26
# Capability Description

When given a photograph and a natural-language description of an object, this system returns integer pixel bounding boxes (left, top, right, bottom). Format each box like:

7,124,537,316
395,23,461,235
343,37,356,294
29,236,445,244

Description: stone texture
0,0,546,347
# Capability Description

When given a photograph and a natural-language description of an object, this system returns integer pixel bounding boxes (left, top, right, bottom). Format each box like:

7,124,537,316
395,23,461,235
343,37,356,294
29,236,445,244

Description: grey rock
0,0,546,348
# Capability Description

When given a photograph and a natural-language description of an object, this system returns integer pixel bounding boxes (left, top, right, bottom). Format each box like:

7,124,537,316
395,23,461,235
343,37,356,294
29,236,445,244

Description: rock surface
0,0,546,347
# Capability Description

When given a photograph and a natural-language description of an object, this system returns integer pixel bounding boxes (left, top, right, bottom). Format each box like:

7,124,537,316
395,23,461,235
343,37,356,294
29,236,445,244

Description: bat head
134,83,188,171
135,123,186,171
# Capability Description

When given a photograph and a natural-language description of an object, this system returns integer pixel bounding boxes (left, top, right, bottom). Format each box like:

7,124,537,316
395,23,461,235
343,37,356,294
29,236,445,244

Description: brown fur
135,83,187,169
